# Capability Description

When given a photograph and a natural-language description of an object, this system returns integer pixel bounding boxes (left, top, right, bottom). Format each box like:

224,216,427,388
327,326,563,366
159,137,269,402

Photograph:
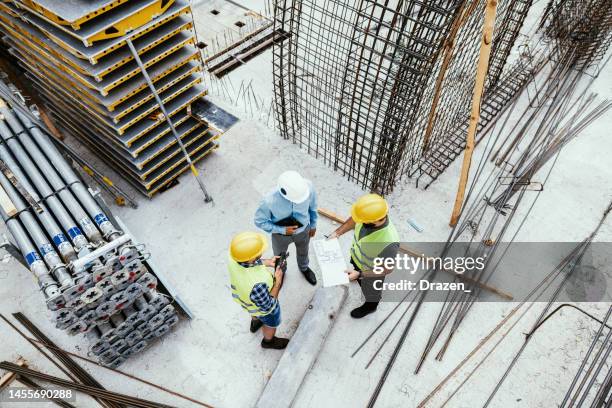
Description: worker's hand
274,267,284,282
309,228,316,238
285,225,299,235
263,256,279,267
326,231,339,240
346,269,360,281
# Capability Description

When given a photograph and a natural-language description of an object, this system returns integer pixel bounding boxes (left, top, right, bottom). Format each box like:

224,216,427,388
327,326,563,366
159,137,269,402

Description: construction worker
228,231,290,349
254,170,318,285
327,194,400,318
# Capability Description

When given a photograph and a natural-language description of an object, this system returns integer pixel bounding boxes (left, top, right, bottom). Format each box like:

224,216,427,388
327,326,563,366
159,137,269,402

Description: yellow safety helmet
351,194,389,224
230,232,268,262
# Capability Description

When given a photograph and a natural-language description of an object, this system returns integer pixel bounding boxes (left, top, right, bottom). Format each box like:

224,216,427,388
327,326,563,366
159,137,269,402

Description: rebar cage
272,0,533,193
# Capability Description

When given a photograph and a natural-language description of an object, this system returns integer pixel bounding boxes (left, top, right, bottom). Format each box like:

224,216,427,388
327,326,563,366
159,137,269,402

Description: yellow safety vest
350,221,400,271
228,256,274,317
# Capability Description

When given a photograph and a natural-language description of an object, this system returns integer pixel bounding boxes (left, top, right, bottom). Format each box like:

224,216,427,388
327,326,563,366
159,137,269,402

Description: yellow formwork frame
4,23,201,114
1,6,193,81
2,1,190,63
141,125,211,176
124,88,205,146
9,20,195,96
113,63,201,123
20,0,129,29
94,21,193,80
118,76,202,134
139,123,206,170
87,0,176,44
106,52,199,110
147,141,220,197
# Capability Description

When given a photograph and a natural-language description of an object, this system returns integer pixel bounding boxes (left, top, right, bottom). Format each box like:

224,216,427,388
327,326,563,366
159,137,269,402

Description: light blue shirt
254,183,318,235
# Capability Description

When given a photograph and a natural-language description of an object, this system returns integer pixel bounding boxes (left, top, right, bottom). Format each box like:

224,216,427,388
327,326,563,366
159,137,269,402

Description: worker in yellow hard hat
327,194,400,318
228,231,289,349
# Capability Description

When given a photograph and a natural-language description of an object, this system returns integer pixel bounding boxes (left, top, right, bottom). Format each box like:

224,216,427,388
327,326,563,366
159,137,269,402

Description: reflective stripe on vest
228,256,274,317
350,221,400,271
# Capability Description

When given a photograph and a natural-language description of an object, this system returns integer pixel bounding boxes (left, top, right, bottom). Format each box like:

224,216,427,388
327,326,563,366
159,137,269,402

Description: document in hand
313,238,349,287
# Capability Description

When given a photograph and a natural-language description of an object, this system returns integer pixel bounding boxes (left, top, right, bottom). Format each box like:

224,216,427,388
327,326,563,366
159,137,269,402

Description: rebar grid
540,0,612,74
272,0,532,193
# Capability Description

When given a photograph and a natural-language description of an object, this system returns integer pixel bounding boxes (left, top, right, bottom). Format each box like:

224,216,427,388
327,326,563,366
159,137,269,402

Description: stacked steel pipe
0,0,220,197
0,85,179,367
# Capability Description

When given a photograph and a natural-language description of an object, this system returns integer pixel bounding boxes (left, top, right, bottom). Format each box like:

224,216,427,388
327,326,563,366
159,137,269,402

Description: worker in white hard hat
254,170,318,285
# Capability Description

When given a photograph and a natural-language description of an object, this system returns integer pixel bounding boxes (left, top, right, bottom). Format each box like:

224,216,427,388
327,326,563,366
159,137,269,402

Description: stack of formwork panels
0,0,220,197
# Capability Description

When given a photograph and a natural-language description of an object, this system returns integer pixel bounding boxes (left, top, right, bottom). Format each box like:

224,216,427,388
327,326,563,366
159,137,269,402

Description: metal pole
0,143,77,263
125,38,213,203
0,104,101,248
12,110,121,241
0,168,73,290
0,205,60,305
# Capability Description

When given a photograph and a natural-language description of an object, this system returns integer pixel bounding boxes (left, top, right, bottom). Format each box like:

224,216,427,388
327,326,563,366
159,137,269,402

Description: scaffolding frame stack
0,0,221,197
272,0,533,193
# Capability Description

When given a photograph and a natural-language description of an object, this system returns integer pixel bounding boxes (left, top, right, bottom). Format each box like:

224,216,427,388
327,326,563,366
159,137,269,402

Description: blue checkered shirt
250,283,277,313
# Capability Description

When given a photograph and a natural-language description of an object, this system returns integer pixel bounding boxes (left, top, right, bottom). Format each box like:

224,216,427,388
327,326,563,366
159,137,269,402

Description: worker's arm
347,243,400,280
269,267,283,298
254,198,285,234
308,187,318,237
327,216,356,239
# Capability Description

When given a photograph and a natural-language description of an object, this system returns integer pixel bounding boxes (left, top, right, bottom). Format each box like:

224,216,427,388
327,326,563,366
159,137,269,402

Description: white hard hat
277,171,310,203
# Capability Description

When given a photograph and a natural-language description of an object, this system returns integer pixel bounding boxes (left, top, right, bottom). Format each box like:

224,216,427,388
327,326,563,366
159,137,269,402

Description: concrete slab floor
0,0,611,407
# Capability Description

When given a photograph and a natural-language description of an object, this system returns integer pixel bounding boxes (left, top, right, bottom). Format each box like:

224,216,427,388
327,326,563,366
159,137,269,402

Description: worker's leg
350,259,382,318
292,227,317,285
292,227,311,271
258,304,289,349
271,233,291,272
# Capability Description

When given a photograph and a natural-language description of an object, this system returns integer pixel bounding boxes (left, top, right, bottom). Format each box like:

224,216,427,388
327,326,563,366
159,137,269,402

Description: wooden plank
0,184,17,217
317,207,513,300
0,357,27,390
449,0,498,227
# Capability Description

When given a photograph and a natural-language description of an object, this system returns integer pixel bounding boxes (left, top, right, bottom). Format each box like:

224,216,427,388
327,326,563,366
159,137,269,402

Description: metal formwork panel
26,66,205,149
4,0,190,63
13,0,176,45
19,0,129,28
0,5,193,80
5,31,199,111
0,0,218,199
4,15,195,96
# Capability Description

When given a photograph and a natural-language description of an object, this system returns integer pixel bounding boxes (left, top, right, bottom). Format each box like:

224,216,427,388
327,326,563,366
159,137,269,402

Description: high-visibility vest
228,256,274,317
350,220,400,271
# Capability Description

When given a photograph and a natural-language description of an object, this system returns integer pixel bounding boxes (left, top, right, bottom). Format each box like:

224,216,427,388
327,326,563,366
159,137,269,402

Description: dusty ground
0,0,611,407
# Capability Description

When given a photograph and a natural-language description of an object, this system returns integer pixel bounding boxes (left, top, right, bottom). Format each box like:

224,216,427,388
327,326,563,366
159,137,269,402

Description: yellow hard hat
230,232,268,262
351,194,388,224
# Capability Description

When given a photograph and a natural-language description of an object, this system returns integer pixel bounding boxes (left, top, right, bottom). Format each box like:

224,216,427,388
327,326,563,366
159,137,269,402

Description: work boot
301,267,317,286
250,319,263,333
261,336,290,350
350,303,378,319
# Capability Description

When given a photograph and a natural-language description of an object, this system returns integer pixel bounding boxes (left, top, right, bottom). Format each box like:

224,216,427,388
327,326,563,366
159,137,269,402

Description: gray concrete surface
256,286,347,408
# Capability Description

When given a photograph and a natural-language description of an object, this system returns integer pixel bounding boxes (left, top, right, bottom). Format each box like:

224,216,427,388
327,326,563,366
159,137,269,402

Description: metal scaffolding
272,0,533,193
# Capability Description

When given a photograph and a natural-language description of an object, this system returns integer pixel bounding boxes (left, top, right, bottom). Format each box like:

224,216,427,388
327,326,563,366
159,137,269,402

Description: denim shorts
258,303,281,328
